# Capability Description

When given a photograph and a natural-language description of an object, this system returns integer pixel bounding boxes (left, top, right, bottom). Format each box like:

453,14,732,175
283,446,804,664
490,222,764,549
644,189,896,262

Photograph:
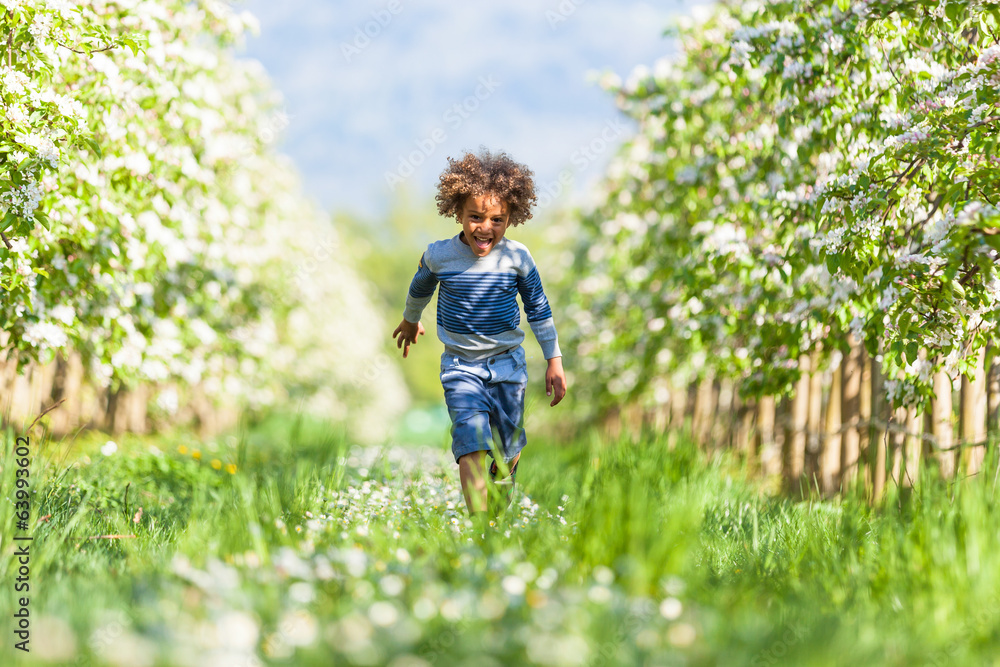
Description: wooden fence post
784,354,809,493
960,347,987,476
822,358,843,495
758,396,779,477
51,353,84,434
717,378,734,451
903,406,920,488
692,375,716,448
669,385,687,432
860,349,874,498
805,349,823,489
869,355,887,503
931,369,956,478
987,349,999,438
735,393,755,459
889,405,906,490
9,364,33,423
0,358,14,418
841,336,863,489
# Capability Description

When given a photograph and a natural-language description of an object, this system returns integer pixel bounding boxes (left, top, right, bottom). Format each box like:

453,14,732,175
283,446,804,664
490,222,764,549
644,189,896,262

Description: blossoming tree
1,0,407,441
564,0,1000,494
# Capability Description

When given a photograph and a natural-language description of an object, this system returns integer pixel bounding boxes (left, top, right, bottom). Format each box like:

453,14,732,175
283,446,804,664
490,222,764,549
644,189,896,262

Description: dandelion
226,463,237,474
211,459,222,470
101,441,118,456
191,450,201,460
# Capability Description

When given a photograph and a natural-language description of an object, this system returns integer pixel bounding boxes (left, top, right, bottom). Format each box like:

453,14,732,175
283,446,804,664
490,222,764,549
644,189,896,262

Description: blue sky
234,1,694,220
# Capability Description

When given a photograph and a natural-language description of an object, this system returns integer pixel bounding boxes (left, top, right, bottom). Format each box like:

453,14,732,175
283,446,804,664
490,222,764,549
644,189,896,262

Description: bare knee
458,451,485,471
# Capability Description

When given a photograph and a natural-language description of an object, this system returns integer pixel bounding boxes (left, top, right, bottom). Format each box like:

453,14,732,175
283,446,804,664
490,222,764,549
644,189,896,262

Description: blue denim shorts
440,346,528,464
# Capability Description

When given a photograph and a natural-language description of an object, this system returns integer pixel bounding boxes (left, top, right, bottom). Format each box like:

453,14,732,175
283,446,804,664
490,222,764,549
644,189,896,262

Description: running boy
392,148,567,518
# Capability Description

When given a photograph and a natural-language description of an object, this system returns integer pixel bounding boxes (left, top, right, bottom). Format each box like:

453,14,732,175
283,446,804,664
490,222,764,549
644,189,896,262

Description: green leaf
121,37,137,56
945,1,961,22
34,210,50,230
85,137,103,158
864,336,878,357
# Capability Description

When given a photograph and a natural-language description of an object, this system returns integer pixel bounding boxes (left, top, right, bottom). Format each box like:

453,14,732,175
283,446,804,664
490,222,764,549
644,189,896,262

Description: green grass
2,417,999,666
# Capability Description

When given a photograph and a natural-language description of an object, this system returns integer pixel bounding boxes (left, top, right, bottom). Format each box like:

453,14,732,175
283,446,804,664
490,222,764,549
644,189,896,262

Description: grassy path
2,417,1000,665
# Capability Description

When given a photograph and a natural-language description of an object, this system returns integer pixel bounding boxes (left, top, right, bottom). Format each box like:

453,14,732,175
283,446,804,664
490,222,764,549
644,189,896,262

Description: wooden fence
604,338,1000,500
0,352,239,437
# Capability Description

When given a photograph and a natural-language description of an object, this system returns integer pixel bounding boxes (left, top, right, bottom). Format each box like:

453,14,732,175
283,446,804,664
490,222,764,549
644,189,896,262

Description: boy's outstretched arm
546,356,567,407
394,251,438,358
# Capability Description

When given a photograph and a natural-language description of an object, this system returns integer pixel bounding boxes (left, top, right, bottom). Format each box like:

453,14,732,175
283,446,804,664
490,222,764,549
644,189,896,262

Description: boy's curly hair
435,147,537,226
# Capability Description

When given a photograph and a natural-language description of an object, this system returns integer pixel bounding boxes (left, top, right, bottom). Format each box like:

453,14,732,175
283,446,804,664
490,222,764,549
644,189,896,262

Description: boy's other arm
516,253,567,406
545,356,567,407
516,262,561,360
394,253,438,358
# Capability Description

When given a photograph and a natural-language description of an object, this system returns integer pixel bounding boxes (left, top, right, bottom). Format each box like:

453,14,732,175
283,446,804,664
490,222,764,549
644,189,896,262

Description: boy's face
458,194,509,258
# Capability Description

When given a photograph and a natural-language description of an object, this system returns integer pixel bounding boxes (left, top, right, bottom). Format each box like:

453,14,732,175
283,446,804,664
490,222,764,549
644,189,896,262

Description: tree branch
56,41,115,55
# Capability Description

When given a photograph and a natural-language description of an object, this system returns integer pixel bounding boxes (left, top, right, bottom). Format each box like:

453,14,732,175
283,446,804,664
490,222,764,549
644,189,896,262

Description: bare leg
458,451,488,516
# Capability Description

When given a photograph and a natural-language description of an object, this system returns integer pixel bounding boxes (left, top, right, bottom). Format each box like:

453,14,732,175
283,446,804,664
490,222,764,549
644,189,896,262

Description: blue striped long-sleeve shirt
403,234,561,361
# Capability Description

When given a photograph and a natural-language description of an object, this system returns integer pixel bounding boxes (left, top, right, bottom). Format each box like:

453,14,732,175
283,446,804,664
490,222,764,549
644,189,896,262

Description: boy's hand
545,356,567,407
392,319,425,358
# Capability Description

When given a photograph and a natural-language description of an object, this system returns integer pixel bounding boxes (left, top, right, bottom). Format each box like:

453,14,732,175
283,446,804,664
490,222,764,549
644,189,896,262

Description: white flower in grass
588,585,612,604
667,622,697,647
502,575,526,596
217,611,259,651
101,441,118,456
593,565,615,585
33,616,77,661
278,610,317,647
660,597,683,620
368,601,398,627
